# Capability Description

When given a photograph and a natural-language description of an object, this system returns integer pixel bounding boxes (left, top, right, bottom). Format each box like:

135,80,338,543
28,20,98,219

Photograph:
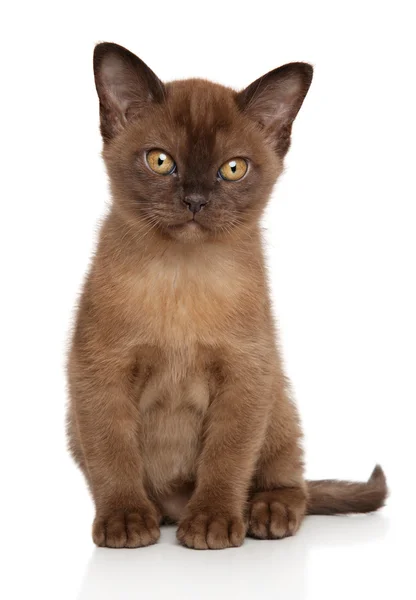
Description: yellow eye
146,149,176,175
218,158,248,181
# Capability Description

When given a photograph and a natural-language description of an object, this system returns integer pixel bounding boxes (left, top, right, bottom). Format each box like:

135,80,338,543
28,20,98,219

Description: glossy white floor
76,514,397,600
77,516,391,600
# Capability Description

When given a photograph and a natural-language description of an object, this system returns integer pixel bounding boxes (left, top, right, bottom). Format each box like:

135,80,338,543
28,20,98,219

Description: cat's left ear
236,63,313,156
93,42,166,142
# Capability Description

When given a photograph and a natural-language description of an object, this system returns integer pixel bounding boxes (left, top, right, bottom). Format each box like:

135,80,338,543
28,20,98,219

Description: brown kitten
67,42,387,550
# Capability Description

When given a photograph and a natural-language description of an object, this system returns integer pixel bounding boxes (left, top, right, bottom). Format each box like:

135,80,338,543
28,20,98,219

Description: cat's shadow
77,514,389,600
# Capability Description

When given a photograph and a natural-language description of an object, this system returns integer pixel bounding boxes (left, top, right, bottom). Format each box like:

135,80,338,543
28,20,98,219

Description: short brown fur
67,43,387,550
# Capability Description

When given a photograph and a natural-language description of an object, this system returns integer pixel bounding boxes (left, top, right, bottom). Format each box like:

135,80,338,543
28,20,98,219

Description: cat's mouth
165,217,211,242
170,218,207,231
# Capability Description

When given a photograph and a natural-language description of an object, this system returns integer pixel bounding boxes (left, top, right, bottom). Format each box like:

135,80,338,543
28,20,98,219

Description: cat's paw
93,508,160,548
248,488,306,539
177,510,246,550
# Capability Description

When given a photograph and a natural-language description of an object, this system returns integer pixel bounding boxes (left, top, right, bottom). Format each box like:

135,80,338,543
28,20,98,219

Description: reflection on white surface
78,515,389,600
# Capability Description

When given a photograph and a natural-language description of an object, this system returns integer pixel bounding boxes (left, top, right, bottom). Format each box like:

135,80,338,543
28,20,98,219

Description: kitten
67,42,387,549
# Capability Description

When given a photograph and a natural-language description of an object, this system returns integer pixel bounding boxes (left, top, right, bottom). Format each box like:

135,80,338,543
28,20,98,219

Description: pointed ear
236,63,313,156
93,42,166,141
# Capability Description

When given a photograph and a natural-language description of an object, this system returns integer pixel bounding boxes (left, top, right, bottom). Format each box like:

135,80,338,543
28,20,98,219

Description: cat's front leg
68,345,161,549
176,352,272,550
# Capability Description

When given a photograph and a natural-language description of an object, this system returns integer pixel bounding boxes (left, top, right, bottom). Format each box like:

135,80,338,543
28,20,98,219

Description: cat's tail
306,465,388,515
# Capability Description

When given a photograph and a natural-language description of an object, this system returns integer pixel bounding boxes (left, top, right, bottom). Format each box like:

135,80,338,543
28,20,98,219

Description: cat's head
94,43,312,243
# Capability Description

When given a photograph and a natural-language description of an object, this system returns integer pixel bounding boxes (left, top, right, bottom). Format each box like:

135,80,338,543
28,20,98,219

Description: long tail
306,465,388,515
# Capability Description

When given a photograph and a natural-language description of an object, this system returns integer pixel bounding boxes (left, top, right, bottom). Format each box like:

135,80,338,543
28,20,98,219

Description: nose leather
183,194,207,214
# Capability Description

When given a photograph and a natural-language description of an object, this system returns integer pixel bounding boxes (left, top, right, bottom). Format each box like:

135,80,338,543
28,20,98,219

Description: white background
1,1,415,598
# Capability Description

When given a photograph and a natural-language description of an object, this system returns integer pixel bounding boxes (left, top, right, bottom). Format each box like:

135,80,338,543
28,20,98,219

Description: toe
269,501,289,538
230,517,246,546
92,517,106,547
249,501,270,539
105,512,128,548
206,518,230,549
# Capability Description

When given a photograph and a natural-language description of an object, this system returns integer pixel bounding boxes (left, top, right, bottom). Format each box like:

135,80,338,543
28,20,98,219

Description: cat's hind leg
248,382,308,539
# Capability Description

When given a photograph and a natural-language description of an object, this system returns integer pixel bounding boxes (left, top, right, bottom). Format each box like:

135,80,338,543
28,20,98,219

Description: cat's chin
166,221,210,243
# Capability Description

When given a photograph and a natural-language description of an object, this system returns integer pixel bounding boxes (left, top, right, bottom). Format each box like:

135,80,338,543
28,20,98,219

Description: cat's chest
124,255,243,345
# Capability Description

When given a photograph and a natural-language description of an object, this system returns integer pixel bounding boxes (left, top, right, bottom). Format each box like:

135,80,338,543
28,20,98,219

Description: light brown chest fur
116,245,252,347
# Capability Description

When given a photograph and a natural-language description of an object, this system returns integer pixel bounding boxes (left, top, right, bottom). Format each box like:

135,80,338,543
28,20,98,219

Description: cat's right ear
93,43,166,142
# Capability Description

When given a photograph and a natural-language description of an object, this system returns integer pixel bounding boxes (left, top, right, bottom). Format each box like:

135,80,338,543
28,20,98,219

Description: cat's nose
182,195,207,214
